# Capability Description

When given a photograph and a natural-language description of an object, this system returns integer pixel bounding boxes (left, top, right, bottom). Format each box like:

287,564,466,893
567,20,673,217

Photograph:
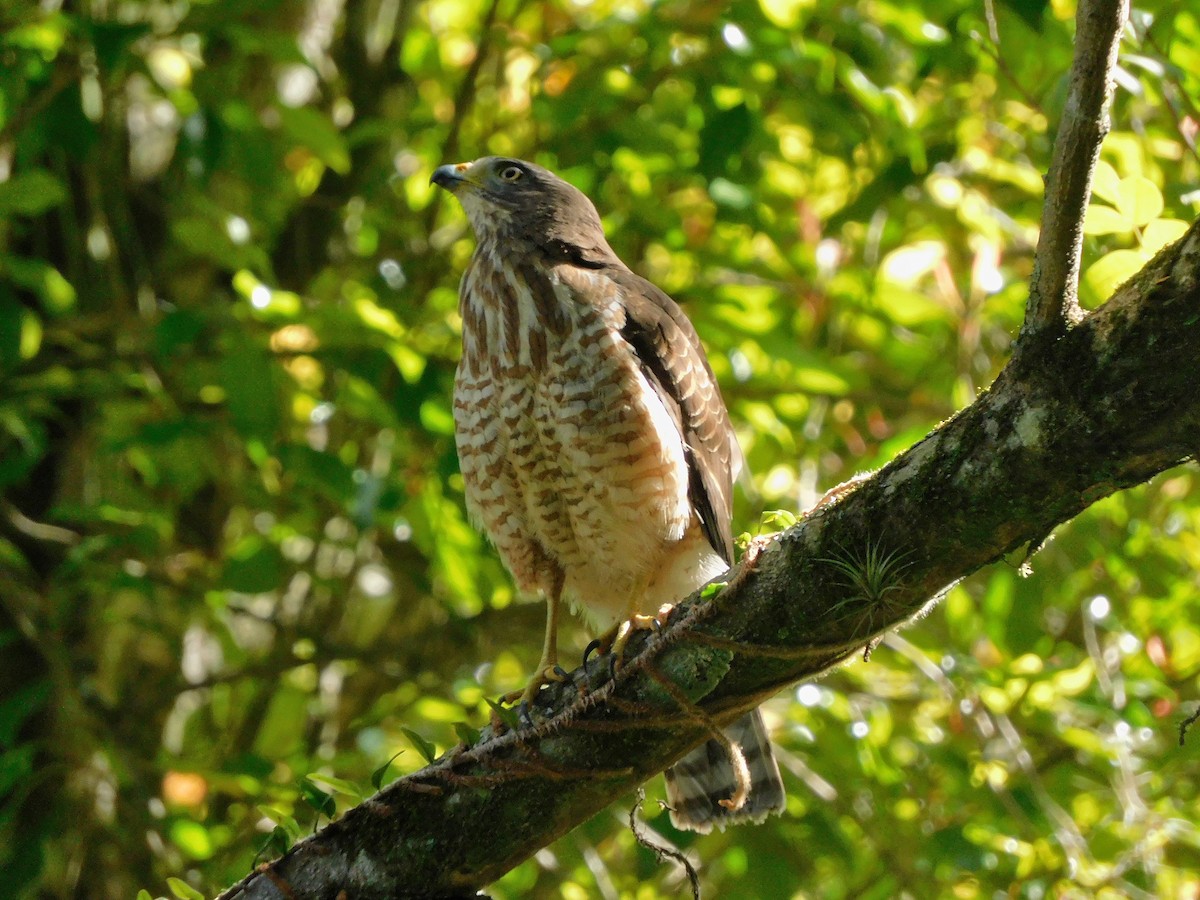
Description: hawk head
431,157,615,264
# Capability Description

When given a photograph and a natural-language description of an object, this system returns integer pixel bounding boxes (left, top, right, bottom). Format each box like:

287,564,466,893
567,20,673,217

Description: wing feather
608,268,742,564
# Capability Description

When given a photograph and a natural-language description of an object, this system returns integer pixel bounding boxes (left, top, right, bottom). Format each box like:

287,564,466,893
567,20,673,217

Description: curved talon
517,701,534,729
582,638,604,667
552,664,570,681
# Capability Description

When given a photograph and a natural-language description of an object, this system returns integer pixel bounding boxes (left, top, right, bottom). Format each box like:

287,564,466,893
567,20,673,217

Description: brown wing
609,268,742,565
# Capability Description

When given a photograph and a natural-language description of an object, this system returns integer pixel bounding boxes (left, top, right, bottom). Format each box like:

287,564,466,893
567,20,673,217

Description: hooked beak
431,163,472,191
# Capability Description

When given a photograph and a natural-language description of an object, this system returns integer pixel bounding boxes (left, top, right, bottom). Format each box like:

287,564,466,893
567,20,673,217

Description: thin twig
628,790,701,900
1020,0,1130,342
1179,704,1200,747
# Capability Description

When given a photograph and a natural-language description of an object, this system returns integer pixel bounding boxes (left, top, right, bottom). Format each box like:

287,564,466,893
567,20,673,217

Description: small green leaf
401,727,437,764
371,750,404,790
255,824,292,861
298,777,336,818
256,806,303,839
453,722,480,747
700,580,728,599
166,877,206,900
305,773,362,800
136,890,155,900
760,509,799,530
484,697,520,731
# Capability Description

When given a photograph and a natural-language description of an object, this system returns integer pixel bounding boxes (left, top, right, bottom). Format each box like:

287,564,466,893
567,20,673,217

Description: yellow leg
581,577,673,670
502,570,567,705
606,567,673,667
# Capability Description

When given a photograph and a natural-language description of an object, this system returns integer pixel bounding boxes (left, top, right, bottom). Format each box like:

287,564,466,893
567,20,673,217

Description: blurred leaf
699,103,752,179
3,257,76,314
0,170,67,216
252,688,309,758
278,106,351,175
1082,203,1129,236
169,820,214,861
305,773,363,801
1084,249,1149,303
0,678,50,747
997,0,1049,31
1115,175,1163,228
165,877,206,900
0,744,37,797
1142,218,1188,254
219,341,280,440
221,537,284,593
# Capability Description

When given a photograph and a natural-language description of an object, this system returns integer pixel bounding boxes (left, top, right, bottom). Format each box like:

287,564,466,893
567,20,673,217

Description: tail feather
663,709,785,833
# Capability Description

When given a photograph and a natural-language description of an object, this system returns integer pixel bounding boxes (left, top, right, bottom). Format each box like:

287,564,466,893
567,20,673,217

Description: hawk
432,156,785,833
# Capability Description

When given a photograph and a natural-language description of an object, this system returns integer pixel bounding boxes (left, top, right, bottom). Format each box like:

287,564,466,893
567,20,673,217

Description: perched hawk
432,157,785,832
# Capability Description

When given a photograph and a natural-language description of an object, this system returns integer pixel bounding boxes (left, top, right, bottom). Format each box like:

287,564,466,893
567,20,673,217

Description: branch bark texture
222,218,1200,898
1022,0,1129,342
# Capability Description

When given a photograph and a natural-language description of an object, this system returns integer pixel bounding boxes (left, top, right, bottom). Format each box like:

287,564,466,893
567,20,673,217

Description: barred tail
663,709,785,834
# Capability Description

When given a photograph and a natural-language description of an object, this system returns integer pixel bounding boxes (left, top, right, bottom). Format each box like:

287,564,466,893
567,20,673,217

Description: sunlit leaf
305,773,363,800
1084,249,1149,303
1082,203,1128,235
169,820,214,860
1115,175,1163,228
1141,218,1189,254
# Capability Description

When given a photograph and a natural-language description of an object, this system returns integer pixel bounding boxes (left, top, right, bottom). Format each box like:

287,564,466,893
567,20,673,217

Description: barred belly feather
455,251,695,628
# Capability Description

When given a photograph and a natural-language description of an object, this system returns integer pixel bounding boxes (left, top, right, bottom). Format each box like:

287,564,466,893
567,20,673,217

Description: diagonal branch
220,216,1200,898
1020,0,1129,345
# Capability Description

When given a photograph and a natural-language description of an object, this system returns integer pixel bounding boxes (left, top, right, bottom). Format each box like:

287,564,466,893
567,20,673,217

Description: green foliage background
1,0,1198,897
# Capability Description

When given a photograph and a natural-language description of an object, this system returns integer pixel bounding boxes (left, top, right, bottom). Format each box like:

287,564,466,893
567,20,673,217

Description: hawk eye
498,165,523,182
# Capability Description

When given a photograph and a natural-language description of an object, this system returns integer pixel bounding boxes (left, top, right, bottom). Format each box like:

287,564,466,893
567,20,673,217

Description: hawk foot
499,664,568,707
606,603,675,672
